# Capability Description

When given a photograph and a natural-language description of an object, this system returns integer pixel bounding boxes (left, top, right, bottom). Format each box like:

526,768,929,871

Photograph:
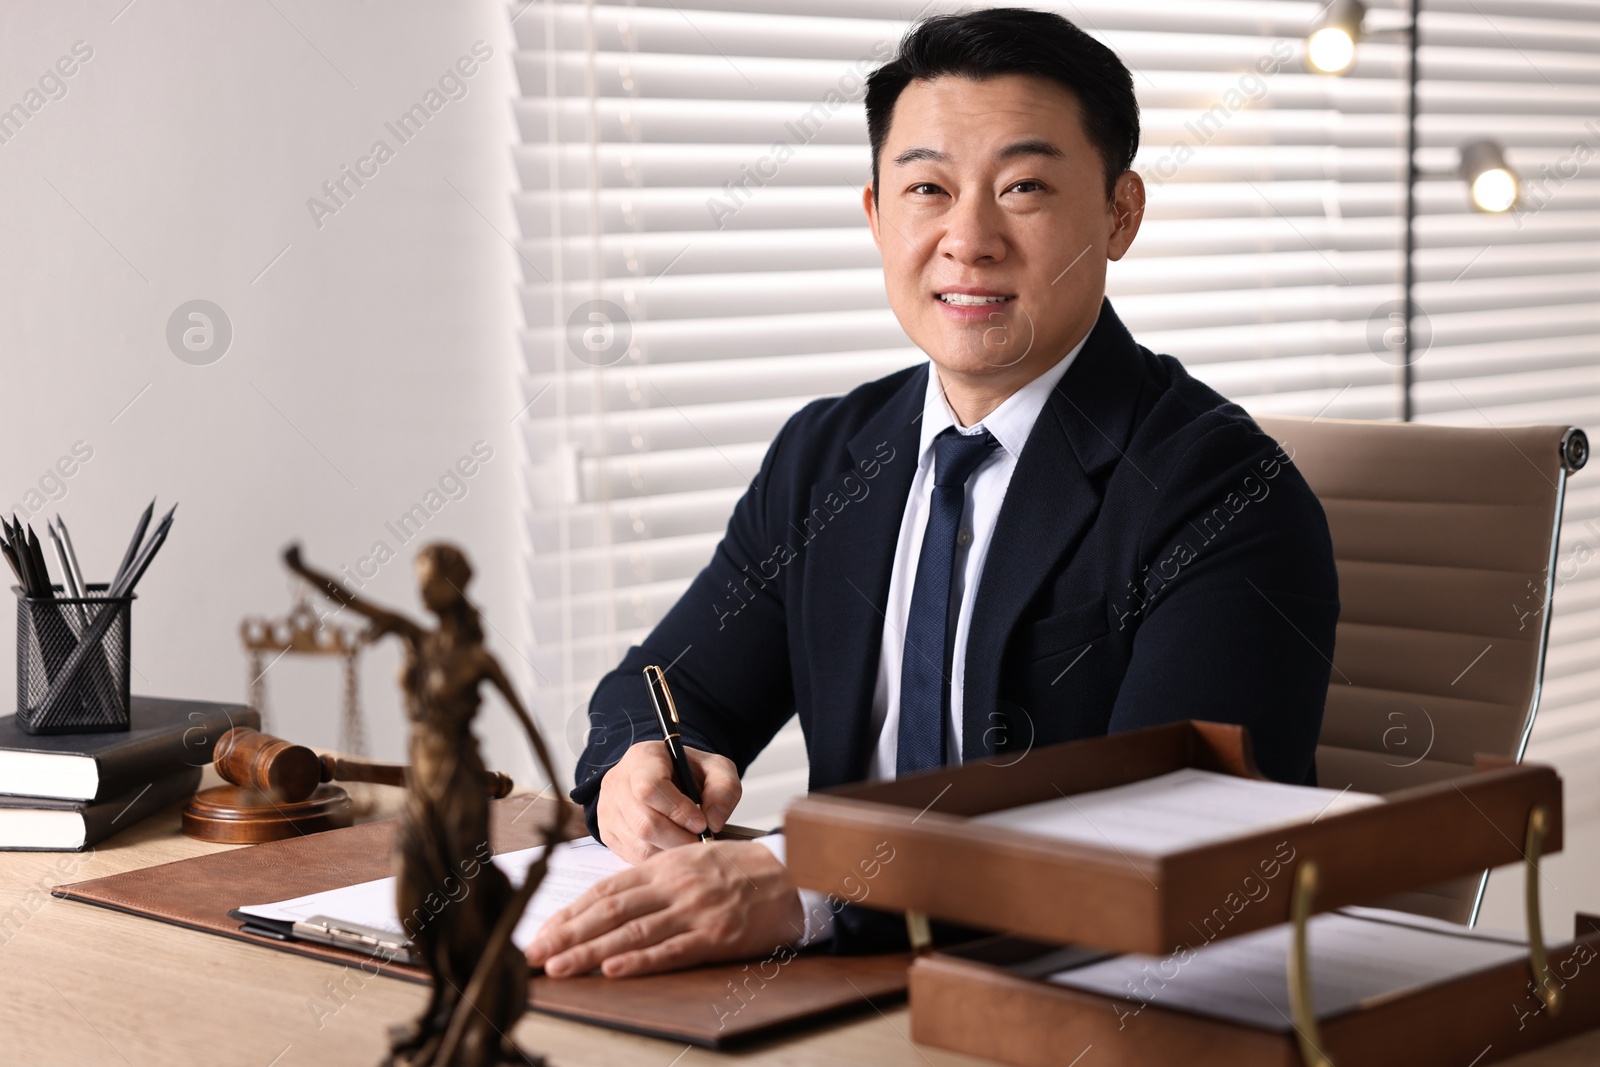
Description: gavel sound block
181,727,513,844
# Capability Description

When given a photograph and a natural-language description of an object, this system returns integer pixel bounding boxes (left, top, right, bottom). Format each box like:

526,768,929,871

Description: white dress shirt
764,321,1094,946
867,328,1092,776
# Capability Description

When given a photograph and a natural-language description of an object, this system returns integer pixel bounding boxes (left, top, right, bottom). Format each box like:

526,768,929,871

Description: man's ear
1106,170,1145,262
862,181,884,251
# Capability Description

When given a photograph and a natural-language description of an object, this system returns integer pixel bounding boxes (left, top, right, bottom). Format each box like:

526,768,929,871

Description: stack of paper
238,836,631,951
971,768,1380,853
1048,907,1532,1029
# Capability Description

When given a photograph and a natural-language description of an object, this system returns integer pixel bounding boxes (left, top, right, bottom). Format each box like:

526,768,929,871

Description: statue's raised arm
282,543,423,644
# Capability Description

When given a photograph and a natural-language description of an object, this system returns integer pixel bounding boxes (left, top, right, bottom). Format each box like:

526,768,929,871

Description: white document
971,768,1380,854
237,836,632,951
1048,907,1531,1029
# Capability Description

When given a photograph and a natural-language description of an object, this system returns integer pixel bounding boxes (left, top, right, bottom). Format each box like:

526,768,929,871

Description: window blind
512,0,1600,827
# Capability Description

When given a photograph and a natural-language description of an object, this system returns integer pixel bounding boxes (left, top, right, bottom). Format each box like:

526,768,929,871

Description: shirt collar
917,314,1098,465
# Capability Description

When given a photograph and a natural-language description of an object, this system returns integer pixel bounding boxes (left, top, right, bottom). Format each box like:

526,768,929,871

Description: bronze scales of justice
239,590,367,757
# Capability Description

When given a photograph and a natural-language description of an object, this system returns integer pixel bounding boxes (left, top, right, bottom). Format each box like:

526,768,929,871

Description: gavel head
213,726,324,802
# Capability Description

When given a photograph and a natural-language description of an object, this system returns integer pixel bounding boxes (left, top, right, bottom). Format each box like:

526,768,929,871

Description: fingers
601,931,717,978
528,842,805,981
536,865,649,939
595,809,688,870
687,749,741,833
620,790,702,857
595,743,693,863
523,864,688,978
594,741,742,861
546,908,689,978
526,895,632,968
527,885,672,976
640,776,710,836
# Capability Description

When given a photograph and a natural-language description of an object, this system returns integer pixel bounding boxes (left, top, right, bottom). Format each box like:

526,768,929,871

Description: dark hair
865,8,1140,201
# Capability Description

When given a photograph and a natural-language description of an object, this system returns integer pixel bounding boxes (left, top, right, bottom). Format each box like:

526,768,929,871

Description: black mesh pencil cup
15,583,134,734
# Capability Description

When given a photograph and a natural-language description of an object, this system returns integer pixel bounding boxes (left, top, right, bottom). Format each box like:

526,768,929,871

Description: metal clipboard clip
291,914,421,966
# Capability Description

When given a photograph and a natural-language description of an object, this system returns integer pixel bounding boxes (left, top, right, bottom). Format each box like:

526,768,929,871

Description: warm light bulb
1471,167,1518,213
1307,26,1357,74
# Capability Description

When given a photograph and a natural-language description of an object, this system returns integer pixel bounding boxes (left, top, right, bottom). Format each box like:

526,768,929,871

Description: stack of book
0,696,254,850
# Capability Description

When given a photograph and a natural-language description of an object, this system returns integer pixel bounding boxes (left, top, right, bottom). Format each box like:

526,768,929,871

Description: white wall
0,1,548,783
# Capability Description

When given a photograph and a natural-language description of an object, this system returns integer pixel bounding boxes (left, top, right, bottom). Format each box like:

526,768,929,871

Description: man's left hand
525,839,805,978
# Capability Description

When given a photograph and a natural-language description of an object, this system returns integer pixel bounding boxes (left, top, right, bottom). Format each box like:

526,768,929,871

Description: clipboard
52,795,910,1048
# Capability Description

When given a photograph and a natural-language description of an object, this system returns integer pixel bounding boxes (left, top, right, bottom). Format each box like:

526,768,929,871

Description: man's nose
938,194,1007,265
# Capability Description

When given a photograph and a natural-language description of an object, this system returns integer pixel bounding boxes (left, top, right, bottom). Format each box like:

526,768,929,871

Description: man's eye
909,183,943,195
1007,180,1045,194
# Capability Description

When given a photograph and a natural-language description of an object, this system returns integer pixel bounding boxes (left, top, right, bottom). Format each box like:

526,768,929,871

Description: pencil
112,498,155,591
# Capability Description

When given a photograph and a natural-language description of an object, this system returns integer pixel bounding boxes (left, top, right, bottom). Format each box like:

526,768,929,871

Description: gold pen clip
645,665,682,735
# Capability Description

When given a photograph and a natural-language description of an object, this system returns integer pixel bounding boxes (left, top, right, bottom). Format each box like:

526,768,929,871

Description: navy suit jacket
570,298,1339,949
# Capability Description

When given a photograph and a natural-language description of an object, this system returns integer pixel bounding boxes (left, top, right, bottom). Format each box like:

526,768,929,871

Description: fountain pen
642,664,716,843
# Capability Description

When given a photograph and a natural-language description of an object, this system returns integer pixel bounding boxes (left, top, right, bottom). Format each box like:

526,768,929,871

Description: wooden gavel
214,726,514,802
184,727,517,843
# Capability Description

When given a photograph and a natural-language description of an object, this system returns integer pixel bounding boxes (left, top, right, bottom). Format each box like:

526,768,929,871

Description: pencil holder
14,583,134,734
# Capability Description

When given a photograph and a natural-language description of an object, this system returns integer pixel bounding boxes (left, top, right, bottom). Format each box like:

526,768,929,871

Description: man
525,8,1338,979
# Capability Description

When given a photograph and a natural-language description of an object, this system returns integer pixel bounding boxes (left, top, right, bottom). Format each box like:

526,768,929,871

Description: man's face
864,74,1143,388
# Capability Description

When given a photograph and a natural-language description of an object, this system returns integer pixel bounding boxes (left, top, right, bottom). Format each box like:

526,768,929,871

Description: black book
0,695,256,802
0,766,203,850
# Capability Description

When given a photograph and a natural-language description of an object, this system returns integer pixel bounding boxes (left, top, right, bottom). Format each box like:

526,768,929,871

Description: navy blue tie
897,428,999,775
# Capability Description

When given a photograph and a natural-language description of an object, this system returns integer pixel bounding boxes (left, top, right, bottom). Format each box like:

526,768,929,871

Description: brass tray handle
1526,803,1562,1016
1288,859,1333,1067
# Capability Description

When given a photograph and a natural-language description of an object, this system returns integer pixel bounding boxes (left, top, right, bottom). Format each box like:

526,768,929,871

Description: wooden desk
3,792,1598,1067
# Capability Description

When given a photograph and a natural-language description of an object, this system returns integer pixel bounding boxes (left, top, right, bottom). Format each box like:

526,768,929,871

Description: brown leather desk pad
51,797,910,1048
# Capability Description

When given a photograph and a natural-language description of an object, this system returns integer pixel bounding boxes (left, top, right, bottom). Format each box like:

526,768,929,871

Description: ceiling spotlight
1306,0,1367,75
1459,140,1519,213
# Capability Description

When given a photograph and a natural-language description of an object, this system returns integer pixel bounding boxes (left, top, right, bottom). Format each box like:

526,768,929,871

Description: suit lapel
962,299,1148,759
801,367,925,788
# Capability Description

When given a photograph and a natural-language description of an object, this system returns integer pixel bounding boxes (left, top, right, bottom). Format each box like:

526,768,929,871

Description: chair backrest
1252,415,1587,924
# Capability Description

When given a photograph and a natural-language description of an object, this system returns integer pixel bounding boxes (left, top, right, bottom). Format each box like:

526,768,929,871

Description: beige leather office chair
1252,415,1588,924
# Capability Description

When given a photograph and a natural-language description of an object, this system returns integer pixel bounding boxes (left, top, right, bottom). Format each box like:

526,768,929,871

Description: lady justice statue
285,542,566,1067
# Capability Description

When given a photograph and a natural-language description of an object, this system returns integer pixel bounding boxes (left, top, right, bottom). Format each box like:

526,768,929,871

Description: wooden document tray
785,722,1589,1066
910,916,1600,1067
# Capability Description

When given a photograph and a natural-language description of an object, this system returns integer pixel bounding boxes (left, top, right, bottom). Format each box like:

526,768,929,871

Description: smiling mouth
937,293,1015,307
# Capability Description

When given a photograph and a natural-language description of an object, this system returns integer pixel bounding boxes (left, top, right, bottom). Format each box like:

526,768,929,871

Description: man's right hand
595,741,741,864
